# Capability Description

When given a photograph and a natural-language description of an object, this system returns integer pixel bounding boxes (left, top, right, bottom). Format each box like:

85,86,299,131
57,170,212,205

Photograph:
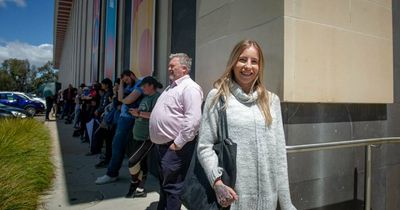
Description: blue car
0,103,29,118
0,92,45,116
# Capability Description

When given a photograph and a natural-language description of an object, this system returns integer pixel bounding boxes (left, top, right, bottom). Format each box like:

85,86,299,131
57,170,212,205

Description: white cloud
0,41,53,67
0,0,27,8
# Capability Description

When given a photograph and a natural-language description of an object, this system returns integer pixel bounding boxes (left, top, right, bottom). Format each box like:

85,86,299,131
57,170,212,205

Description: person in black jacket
61,84,77,122
87,78,114,155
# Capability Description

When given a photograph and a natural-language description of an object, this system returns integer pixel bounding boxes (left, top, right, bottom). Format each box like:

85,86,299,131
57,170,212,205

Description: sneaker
125,181,139,198
134,187,147,198
95,160,109,169
95,175,117,185
99,154,106,160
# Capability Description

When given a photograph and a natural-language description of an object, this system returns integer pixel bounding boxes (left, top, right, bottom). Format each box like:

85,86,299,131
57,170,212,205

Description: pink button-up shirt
149,75,203,147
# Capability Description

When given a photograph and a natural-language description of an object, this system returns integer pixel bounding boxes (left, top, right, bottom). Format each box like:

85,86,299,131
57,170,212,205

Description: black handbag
181,97,237,210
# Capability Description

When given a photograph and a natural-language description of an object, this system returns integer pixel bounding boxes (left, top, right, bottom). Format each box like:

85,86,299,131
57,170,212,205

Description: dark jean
45,97,54,120
156,140,196,210
62,101,74,119
106,116,135,177
90,127,110,154
104,125,117,163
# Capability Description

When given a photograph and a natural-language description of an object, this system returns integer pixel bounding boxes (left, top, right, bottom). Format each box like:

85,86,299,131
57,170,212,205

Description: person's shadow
145,202,158,210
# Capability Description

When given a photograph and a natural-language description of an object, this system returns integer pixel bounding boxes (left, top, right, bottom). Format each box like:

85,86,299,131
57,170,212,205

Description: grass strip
0,118,54,210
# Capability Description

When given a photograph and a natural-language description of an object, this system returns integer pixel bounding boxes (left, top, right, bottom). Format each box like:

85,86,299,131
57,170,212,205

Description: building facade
54,0,400,209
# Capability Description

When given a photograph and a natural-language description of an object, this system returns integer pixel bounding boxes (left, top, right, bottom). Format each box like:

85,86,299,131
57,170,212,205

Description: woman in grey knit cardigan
197,40,296,210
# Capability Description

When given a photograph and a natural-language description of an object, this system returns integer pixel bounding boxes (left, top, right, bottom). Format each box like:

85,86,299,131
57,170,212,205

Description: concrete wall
58,0,171,87
196,0,393,104
284,0,393,103
195,0,285,96
58,0,95,88
196,0,399,209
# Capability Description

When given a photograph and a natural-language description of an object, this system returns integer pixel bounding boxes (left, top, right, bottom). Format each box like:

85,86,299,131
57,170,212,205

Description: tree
0,58,30,92
0,59,58,93
31,61,58,93
0,70,15,91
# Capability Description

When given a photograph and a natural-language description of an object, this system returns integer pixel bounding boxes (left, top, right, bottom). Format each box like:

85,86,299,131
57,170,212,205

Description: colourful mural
91,0,101,82
104,0,117,80
130,0,155,77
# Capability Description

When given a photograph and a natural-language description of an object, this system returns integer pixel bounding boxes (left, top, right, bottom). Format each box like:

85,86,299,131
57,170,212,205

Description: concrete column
85,0,94,84
154,0,172,86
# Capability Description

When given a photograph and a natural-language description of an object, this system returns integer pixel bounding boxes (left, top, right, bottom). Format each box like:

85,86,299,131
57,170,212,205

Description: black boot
125,181,139,198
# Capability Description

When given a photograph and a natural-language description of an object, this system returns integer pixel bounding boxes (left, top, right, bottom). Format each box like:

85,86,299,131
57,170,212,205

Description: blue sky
0,0,54,67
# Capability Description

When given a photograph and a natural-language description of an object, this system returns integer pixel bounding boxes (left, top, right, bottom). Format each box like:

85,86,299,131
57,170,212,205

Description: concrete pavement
38,118,165,210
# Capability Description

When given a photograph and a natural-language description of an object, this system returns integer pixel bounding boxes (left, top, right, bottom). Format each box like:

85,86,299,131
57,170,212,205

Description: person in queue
197,40,296,209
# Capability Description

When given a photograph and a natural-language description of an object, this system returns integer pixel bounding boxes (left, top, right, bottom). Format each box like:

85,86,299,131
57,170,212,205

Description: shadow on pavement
54,118,160,206
145,202,159,210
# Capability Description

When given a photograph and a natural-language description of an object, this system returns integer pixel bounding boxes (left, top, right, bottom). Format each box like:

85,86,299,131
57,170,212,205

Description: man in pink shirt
150,53,203,210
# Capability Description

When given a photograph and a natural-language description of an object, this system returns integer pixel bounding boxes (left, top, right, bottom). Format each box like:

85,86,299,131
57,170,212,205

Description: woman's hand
213,179,238,207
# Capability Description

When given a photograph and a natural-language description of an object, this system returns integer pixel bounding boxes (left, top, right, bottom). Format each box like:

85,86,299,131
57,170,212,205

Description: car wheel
25,107,36,116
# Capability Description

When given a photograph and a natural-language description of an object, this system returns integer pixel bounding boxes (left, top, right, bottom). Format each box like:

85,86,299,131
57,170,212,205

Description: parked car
0,92,45,116
25,93,47,109
0,102,29,118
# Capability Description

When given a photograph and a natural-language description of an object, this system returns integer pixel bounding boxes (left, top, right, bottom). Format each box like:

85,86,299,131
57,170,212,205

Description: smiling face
232,46,260,93
168,57,187,82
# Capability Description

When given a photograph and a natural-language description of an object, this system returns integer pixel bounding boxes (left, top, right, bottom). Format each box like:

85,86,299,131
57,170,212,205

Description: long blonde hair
212,39,272,126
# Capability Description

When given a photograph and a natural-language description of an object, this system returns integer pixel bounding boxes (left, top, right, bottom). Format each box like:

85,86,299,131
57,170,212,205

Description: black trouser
45,97,54,120
128,139,154,186
62,101,74,120
79,104,93,141
156,140,196,210
90,127,107,154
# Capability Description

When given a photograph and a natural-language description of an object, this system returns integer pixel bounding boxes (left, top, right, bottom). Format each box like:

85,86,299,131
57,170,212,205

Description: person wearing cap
149,53,203,210
125,76,163,198
95,70,143,184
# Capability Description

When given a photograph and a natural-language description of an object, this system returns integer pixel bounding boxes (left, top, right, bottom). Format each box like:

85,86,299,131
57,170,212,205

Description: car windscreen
25,93,35,99
16,94,29,100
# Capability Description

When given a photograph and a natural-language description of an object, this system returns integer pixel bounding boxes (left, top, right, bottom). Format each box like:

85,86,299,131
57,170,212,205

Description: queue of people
60,40,296,210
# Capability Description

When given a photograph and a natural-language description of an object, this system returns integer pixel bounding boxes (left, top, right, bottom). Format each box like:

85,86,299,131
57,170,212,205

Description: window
6,93,15,101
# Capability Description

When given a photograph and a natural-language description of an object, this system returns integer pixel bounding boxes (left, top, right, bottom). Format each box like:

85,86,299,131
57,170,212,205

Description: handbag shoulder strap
218,96,229,142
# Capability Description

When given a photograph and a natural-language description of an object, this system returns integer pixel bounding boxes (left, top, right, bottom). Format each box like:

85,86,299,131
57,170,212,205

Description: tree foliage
0,59,58,93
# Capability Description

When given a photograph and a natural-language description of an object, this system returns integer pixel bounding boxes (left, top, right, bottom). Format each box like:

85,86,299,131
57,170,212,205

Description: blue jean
106,116,135,177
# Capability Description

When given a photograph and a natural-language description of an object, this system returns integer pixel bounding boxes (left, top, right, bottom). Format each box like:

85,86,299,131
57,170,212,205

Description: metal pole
364,145,372,210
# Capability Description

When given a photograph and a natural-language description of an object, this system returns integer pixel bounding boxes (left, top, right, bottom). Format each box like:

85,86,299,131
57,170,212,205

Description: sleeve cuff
208,167,223,187
279,189,297,210
174,138,185,148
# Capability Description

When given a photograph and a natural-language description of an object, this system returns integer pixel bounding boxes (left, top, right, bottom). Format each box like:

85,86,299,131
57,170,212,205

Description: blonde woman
197,40,296,210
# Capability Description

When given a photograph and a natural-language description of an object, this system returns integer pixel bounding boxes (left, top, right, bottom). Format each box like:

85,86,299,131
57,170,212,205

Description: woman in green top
126,76,162,198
